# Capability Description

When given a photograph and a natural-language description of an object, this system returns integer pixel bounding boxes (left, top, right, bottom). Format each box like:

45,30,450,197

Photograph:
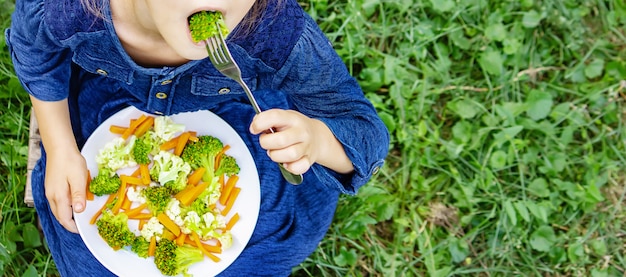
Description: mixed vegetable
86,114,242,277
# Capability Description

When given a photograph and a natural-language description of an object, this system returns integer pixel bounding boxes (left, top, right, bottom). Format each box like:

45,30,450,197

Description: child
6,0,389,275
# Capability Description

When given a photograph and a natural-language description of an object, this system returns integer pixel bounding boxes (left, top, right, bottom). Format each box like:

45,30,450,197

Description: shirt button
155,92,168,99
160,80,172,85
218,87,231,95
372,166,380,175
96,69,108,76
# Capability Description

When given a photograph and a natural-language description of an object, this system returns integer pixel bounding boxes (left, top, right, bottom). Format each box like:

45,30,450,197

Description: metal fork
204,24,304,185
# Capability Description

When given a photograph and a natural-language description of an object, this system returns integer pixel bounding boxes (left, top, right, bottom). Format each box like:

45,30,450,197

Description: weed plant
1,0,625,276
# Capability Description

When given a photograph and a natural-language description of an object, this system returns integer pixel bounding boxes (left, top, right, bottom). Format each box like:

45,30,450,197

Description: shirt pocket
72,51,134,84
190,73,257,97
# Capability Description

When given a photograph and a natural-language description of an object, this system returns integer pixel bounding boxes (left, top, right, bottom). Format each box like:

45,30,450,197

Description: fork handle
237,78,263,115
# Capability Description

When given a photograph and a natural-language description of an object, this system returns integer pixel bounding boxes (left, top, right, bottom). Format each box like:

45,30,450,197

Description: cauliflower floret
181,211,202,235
165,198,184,227
126,186,146,204
200,179,221,206
216,231,233,249
150,150,191,193
141,217,164,242
202,211,226,230
153,116,185,141
96,136,137,171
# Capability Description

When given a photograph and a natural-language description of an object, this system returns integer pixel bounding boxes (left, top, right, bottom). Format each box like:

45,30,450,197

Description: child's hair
79,0,281,38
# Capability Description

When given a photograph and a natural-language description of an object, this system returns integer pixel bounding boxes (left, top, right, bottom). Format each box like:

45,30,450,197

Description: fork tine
213,37,228,64
213,37,229,64
205,37,221,64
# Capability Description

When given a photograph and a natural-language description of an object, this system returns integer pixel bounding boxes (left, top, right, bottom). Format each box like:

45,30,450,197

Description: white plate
74,106,260,276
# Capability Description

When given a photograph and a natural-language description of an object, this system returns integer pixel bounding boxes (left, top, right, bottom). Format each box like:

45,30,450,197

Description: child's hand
249,109,354,175
44,149,88,233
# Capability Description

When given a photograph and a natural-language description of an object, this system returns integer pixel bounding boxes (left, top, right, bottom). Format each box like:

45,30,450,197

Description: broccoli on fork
189,11,230,42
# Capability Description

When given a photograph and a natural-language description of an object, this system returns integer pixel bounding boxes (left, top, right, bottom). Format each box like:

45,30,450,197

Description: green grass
2,0,626,276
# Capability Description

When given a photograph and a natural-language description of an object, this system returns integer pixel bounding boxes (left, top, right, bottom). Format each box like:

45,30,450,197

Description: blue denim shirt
7,0,389,275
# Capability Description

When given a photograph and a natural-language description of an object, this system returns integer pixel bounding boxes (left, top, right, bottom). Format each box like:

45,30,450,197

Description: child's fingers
69,172,88,214
58,203,79,233
249,109,292,135
48,193,79,233
282,158,312,175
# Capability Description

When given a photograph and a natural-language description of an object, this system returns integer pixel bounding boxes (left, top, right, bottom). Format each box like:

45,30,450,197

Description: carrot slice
174,132,191,156
125,203,148,217
176,232,187,246
122,114,148,140
139,164,151,185
121,196,132,211
86,170,94,201
90,193,116,225
138,219,147,230
111,178,128,214
160,136,179,151
133,116,154,138
148,236,156,257
157,213,181,237
131,167,141,177
109,125,127,135
161,229,176,241
178,181,208,206
120,175,143,186
174,183,196,202
219,175,239,206
191,232,220,262
127,213,153,220
225,213,240,231
202,241,222,254
183,236,221,253
187,167,206,186
221,187,240,216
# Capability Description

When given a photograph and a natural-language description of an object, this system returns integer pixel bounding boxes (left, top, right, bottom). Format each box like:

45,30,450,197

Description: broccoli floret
154,238,204,276
150,150,191,193
133,129,165,164
142,186,171,214
187,197,211,216
95,210,135,250
131,236,150,258
132,136,151,165
189,11,229,42
180,135,224,183
89,168,122,196
215,154,240,177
